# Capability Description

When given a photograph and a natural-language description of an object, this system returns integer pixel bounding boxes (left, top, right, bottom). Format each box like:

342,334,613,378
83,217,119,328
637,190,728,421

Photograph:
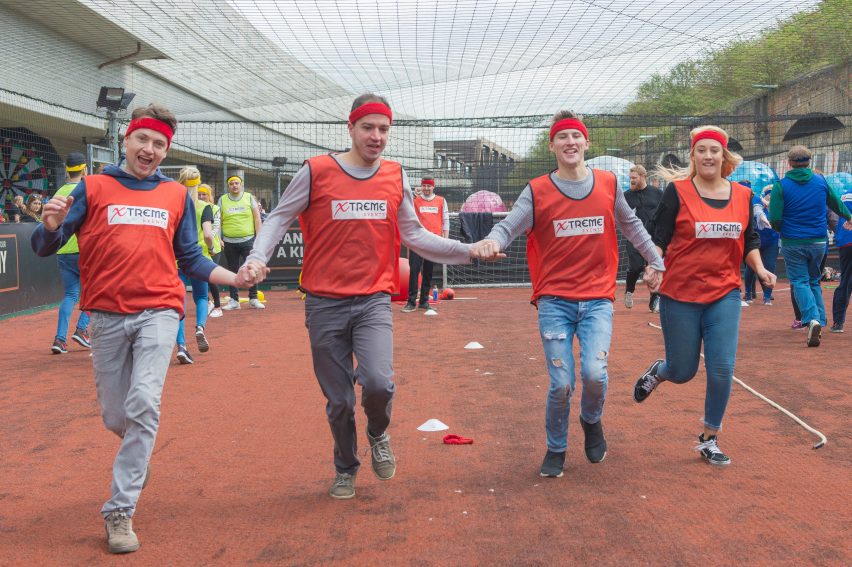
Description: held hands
469,239,506,261
643,266,663,293
41,195,75,231
235,260,270,288
844,219,852,231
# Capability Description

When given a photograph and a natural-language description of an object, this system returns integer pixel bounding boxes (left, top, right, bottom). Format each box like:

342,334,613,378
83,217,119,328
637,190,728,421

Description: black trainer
579,417,607,463
695,433,731,466
539,450,565,478
634,359,664,403
806,320,821,347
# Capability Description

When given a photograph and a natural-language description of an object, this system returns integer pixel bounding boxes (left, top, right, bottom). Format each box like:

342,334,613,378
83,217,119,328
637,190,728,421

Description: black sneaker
695,433,731,466
539,450,565,478
401,303,416,313
417,303,430,310
579,417,607,463
829,323,844,333
51,338,68,354
176,345,194,364
807,320,821,347
634,359,664,403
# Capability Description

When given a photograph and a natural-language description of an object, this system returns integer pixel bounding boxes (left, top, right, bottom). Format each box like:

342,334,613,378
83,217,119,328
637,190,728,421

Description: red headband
421,179,434,187
348,102,393,125
691,130,727,149
125,117,174,149
549,119,588,141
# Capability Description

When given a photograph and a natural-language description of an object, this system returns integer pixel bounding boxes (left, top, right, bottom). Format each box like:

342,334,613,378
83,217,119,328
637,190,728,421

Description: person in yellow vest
475,110,664,477
240,93,499,500
173,167,216,364
402,175,449,313
51,151,91,354
218,175,264,309
198,184,224,317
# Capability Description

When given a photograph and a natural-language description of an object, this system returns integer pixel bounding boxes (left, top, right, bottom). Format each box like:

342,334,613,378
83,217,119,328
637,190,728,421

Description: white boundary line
646,321,826,449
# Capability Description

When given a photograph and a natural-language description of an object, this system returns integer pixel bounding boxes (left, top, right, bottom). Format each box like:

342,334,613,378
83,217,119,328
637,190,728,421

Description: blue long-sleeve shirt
31,165,217,281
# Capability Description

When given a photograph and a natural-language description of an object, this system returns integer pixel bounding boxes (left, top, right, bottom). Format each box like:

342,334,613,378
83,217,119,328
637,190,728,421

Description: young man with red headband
242,94,496,500
403,175,449,312
32,104,252,553
474,111,664,478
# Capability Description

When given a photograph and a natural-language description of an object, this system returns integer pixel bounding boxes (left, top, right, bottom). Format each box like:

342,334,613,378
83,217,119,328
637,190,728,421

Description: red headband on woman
348,102,393,125
549,119,589,141
125,117,174,149
691,130,727,149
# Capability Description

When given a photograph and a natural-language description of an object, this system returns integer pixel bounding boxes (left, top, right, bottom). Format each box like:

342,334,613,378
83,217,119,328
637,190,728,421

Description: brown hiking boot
104,511,139,554
329,472,356,499
367,431,397,480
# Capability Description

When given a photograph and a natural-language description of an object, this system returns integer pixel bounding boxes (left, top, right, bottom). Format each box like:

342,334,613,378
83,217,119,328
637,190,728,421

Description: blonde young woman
174,167,216,364
633,126,777,466
197,184,224,317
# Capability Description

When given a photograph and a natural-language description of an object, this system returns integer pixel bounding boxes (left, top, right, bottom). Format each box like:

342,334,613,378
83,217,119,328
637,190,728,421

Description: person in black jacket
623,165,662,311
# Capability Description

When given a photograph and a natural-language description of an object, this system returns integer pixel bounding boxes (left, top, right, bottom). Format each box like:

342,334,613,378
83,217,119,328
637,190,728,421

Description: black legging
209,252,222,307
408,251,435,307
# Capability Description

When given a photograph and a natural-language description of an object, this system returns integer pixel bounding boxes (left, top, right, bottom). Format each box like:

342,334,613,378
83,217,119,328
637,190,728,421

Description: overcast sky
230,0,820,119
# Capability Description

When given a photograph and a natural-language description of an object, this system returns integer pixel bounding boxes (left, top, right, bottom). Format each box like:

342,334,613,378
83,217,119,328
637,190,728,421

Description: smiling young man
241,93,496,500
32,103,251,554
475,110,664,478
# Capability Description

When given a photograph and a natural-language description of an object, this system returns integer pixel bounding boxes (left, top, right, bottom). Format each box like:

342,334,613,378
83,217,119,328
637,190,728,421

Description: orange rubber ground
0,285,848,565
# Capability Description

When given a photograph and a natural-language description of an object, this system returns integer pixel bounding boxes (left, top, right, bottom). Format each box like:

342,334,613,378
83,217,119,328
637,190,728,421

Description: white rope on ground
646,321,826,449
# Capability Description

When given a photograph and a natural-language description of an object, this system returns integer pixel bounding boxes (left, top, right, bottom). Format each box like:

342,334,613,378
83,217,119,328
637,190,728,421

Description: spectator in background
218,174,264,310
743,184,779,305
830,186,852,332
402,175,449,313
12,194,24,222
51,151,91,355
20,194,43,222
623,164,663,312
769,145,852,346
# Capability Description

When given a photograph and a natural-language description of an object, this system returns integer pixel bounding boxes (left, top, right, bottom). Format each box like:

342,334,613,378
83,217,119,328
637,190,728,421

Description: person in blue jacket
769,145,852,346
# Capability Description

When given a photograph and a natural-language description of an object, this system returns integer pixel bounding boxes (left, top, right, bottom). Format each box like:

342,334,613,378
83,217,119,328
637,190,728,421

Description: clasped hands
235,260,270,288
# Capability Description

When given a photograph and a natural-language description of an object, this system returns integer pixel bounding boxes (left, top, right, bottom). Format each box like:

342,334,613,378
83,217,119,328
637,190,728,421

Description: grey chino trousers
304,292,395,475
89,308,179,517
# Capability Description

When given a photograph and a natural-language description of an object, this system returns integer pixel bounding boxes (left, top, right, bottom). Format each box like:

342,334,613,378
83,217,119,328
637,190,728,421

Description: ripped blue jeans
537,297,613,453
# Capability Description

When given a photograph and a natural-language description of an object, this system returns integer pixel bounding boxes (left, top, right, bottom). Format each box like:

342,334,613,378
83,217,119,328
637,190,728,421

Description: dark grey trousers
304,292,395,474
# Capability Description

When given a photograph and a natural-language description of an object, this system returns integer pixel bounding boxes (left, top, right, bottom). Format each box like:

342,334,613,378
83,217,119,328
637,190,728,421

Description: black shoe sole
807,323,822,347
195,332,209,353
51,347,67,354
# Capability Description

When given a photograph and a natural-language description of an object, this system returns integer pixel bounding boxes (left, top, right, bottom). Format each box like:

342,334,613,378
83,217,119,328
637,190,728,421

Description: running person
51,151,91,354
633,125,776,466
241,94,496,499
32,104,251,553
402,175,449,312
475,111,664,477
174,167,215,364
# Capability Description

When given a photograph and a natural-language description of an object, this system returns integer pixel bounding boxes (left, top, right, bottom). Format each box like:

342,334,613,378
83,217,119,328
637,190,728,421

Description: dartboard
1,137,50,205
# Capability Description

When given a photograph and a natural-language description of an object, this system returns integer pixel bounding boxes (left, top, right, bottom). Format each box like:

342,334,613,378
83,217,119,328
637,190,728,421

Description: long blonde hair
656,125,742,182
177,166,201,201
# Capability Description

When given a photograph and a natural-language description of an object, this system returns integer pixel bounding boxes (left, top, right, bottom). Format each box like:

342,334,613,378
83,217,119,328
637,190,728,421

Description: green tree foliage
625,0,851,115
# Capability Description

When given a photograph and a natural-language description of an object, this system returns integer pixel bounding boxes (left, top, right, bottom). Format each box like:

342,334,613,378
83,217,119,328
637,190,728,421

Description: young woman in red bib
633,126,777,466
